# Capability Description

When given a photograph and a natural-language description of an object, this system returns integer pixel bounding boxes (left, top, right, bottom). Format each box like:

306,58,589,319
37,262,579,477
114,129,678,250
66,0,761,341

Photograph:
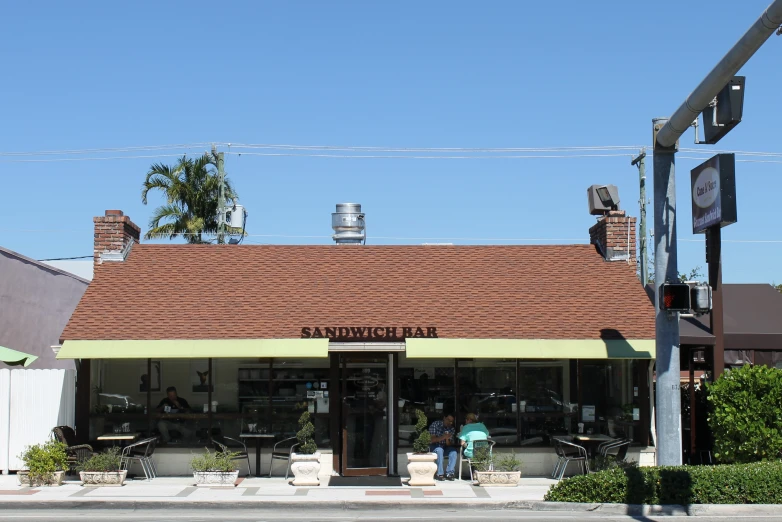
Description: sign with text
301,326,438,341
691,153,737,234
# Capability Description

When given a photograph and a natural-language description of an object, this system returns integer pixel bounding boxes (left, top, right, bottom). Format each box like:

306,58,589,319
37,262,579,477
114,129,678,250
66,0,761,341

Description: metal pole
707,228,725,378
633,149,648,286
656,0,782,147
653,117,682,466
217,151,226,245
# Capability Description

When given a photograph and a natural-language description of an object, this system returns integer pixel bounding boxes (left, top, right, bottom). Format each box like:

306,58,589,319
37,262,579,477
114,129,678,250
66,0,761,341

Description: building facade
57,209,655,476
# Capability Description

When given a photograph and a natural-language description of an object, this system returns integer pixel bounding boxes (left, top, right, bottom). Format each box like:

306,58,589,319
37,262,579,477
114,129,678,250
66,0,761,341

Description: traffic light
659,283,691,312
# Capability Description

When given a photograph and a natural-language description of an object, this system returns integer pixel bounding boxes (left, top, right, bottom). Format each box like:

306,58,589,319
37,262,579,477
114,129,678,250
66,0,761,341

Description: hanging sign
691,153,737,234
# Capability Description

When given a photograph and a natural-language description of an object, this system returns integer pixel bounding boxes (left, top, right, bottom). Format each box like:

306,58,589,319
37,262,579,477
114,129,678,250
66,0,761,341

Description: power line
38,255,93,261
1,141,782,163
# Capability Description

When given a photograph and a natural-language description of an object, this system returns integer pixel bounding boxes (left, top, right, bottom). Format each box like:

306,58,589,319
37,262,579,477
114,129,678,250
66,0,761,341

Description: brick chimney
94,210,141,264
589,210,637,263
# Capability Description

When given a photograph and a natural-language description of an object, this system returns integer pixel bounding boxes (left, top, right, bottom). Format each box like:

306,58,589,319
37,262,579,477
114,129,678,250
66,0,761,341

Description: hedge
544,462,782,504
707,364,782,463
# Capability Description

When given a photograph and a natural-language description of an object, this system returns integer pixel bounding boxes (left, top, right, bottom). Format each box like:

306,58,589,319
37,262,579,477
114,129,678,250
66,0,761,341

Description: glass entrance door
341,355,389,476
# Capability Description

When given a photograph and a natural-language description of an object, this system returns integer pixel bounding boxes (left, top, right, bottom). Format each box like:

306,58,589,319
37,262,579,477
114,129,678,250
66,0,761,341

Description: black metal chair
51,426,93,471
212,436,252,477
269,436,298,479
552,438,588,480
599,437,631,460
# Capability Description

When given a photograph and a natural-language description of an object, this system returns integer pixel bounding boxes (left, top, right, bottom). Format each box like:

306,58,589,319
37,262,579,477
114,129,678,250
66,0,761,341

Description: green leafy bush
19,441,69,485
412,409,432,454
592,454,638,472
296,411,317,454
190,449,241,472
77,447,122,472
544,462,782,504
707,364,782,463
471,446,522,473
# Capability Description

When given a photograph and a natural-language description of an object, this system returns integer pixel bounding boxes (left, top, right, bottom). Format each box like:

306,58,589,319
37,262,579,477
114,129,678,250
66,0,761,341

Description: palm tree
141,154,240,244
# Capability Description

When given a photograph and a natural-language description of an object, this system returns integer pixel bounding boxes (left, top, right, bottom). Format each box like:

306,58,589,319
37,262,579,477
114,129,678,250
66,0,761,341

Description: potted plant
406,409,437,486
290,411,321,486
77,447,127,486
472,446,522,487
190,448,241,487
17,441,69,486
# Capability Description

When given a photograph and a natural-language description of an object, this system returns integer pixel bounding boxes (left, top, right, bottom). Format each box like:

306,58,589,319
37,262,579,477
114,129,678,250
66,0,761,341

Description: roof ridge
0,246,91,285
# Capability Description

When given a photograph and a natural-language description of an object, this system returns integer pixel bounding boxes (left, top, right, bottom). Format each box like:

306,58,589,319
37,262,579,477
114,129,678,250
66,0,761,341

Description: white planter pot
193,470,240,487
79,470,128,487
406,452,438,486
474,470,521,487
290,452,321,486
17,470,65,487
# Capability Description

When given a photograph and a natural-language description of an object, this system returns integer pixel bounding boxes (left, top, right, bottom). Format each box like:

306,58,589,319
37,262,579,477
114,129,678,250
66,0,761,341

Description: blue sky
1,1,780,283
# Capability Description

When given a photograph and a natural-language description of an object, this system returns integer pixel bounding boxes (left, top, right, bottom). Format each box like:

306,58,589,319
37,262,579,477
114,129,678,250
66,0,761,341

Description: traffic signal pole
652,118,682,467
652,1,782,466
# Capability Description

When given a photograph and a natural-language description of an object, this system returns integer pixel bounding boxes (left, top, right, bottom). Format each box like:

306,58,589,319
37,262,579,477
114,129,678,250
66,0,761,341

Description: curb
2,499,782,514
0,499,529,511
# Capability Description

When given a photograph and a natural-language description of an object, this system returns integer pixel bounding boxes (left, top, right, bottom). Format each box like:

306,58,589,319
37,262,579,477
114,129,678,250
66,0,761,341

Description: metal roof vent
331,203,366,245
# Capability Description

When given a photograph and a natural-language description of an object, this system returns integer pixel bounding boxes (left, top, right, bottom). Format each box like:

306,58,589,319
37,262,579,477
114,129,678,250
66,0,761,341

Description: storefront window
458,359,517,446
398,356,454,446
90,357,331,448
270,359,330,445
90,358,214,446
517,360,574,445
580,360,639,440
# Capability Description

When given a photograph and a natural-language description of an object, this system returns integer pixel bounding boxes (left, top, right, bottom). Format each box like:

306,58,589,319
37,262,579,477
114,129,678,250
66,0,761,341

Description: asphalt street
5,509,782,522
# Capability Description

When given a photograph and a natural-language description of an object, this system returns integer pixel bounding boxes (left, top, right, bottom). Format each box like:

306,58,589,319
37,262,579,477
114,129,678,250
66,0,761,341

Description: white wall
0,369,76,473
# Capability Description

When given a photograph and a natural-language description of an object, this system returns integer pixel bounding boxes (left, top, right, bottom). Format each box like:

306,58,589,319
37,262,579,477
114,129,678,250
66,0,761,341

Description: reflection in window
580,360,638,440
517,361,574,445
398,356,454,445
458,359,517,446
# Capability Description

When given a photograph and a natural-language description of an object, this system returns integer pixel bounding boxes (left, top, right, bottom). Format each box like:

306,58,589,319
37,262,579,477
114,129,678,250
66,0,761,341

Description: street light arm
656,0,782,147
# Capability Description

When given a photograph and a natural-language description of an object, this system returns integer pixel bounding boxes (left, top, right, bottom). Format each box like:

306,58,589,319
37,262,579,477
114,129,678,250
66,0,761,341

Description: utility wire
38,255,93,261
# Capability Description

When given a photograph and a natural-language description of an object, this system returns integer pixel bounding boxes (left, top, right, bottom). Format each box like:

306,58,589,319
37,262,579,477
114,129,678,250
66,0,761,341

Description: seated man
428,413,458,481
156,386,193,443
459,412,490,459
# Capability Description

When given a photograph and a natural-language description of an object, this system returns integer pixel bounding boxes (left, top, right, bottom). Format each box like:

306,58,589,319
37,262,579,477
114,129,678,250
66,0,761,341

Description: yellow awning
56,339,329,359
405,338,655,359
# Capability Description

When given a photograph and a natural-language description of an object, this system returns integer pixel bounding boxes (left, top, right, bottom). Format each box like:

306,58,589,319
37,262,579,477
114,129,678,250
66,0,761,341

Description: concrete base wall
145,446,656,478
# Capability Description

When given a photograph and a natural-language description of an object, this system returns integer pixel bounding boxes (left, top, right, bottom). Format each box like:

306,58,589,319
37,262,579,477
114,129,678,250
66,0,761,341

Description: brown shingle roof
61,244,654,341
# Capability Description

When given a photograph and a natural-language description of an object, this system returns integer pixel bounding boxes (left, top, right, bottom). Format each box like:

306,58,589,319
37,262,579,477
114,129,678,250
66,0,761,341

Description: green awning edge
405,338,656,359
0,346,39,367
56,339,329,359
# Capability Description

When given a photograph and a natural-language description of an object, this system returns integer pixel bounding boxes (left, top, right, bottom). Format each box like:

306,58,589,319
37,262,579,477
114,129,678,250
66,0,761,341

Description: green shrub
190,449,241,472
544,462,782,504
592,454,638,472
77,447,122,472
471,446,522,473
296,411,317,454
707,364,782,463
412,409,432,454
19,441,69,485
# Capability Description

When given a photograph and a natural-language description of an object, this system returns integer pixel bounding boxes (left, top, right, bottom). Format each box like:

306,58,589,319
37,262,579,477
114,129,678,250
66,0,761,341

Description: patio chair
458,439,495,482
601,438,631,461
120,437,157,480
212,436,252,477
51,426,93,471
269,436,298,479
552,438,588,480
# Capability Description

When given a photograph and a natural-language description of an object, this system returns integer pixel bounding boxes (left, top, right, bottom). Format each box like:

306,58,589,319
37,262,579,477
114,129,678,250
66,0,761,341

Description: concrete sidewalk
4,474,782,516
0,474,554,509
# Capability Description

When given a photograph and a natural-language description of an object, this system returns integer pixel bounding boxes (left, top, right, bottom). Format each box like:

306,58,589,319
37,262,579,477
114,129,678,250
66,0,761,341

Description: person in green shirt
458,413,490,458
